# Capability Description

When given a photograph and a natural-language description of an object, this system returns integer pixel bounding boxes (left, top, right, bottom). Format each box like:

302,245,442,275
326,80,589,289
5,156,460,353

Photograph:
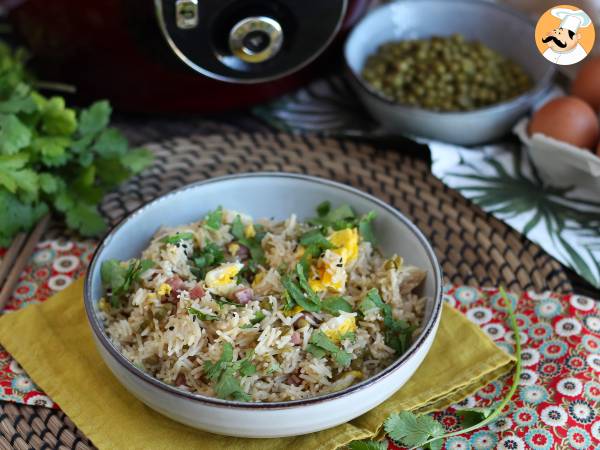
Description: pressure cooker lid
155,0,347,83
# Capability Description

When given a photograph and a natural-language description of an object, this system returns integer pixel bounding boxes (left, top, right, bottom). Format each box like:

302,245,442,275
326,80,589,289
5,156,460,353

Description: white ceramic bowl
344,0,556,146
84,173,443,438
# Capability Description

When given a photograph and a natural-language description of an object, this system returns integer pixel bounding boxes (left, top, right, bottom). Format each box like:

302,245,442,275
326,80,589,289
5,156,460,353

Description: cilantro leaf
316,200,331,217
295,263,321,305
204,342,234,381
64,201,107,236
307,331,352,367
30,136,71,167
0,154,38,196
0,114,31,154
384,412,444,448
0,190,47,246
359,288,385,314
360,289,414,355
204,343,253,401
78,100,111,136
214,367,251,401
40,96,77,136
299,229,334,248
204,206,222,230
191,241,224,279
347,440,387,450
239,357,257,377
100,258,154,307
309,203,356,229
322,296,352,315
120,147,153,173
188,307,218,321
358,211,377,245
281,266,322,313
160,232,194,244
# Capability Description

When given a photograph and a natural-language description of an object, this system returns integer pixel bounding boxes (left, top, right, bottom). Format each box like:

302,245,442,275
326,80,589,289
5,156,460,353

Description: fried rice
100,203,427,402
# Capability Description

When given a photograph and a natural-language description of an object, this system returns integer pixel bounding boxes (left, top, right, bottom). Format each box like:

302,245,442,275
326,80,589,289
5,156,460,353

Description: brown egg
572,57,600,112
529,96,599,150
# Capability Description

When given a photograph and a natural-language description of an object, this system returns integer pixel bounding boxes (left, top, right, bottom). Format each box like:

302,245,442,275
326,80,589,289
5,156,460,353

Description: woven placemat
0,131,572,449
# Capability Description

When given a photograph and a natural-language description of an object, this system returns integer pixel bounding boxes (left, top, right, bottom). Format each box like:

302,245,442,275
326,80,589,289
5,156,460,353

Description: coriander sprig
0,42,153,245
350,286,521,450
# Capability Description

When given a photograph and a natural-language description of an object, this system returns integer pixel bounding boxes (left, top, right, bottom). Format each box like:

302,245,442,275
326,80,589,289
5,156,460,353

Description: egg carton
514,117,600,191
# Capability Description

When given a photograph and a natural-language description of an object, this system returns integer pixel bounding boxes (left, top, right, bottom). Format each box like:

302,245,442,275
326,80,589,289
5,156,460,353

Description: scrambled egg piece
228,242,240,256
283,305,304,317
157,283,172,297
328,228,359,264
251,270,265,288
308,228,359,292
319,313,357,343
244,224,256,238
205,262,243,296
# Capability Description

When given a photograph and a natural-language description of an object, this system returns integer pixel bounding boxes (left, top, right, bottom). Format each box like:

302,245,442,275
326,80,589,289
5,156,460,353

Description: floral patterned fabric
0,242,599,449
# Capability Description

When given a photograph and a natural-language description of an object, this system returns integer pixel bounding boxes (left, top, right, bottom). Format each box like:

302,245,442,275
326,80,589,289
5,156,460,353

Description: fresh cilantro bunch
348,286,522,450
0,42,153,246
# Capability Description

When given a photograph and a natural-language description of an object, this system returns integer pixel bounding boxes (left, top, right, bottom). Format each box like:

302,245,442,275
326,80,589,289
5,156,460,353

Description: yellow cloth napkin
0,279,514,450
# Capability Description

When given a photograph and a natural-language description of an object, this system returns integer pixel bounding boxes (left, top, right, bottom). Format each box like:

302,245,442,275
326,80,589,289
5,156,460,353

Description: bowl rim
343,0,556,117
84,172,443,410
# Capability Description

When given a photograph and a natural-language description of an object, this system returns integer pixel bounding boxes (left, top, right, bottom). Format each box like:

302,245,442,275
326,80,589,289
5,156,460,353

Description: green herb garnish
0,44,153,246
306,330,352,367
307,202,377,244
190,240,224,279
299,229,335,248
204,206,222,230
358,211,377,245
188,307,218,321
160,232,194,245
240,310,266,328
347,441,387,450
100,258,154,307
281,264,322,312
322,296,353,315
203,342,255,401
351,286,522,450
360,288,414,355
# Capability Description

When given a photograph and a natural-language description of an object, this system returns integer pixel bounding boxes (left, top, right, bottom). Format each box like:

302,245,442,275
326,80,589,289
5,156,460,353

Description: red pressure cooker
6,0,371,112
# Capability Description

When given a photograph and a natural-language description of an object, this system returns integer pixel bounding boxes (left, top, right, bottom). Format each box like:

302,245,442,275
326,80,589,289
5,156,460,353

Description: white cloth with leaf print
429,142,600,288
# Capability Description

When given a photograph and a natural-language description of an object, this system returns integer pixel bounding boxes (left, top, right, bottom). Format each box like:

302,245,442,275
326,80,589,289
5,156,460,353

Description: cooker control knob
228,17,283,64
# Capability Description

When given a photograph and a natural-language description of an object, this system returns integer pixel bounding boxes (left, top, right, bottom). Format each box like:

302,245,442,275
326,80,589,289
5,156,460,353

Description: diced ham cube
167,276,184,291
175,373,187,386
189,284,205,300
237,244,250,260
233,287,254,304
287,374,302,386
291,332,302,345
